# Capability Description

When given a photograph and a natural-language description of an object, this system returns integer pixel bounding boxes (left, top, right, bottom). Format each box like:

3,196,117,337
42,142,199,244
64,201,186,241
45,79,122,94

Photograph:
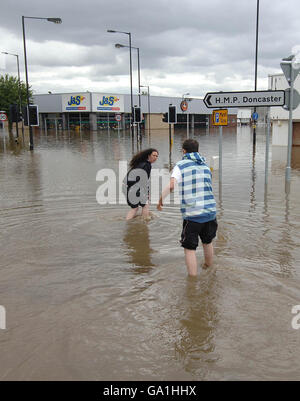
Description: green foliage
0,74,33,115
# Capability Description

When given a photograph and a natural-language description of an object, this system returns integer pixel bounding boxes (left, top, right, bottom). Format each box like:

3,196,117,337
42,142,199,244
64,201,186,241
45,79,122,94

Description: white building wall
268,73,300,145
268,73,300,120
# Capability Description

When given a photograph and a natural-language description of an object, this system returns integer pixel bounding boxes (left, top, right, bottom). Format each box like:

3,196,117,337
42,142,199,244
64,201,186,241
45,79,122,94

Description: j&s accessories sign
92,94,124,112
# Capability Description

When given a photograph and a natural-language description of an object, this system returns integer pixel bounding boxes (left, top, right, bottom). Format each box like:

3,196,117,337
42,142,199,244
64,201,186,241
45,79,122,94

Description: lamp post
115,43,141,139
2,51,23,139
108,30,134,138
115,43,141,109
182,92,190,138
140,85,151,143
22,16,62,150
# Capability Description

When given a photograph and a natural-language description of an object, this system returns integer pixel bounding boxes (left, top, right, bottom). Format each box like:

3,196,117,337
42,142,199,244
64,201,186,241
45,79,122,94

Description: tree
0,74,33,131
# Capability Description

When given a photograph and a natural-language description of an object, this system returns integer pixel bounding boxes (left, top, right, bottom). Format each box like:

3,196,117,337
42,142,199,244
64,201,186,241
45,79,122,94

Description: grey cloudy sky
1,0,299,97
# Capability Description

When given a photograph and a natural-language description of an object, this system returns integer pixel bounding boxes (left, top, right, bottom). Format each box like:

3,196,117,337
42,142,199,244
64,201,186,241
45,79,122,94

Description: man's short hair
182,139,199,153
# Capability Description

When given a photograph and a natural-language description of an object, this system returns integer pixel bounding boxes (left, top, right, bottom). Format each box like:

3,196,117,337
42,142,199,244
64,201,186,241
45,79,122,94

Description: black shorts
180,218,218,250
126,186,148,209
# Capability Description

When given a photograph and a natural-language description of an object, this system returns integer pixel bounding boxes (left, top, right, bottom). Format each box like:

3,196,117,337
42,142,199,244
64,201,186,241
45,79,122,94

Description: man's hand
157,178,175,212
157,199,163,211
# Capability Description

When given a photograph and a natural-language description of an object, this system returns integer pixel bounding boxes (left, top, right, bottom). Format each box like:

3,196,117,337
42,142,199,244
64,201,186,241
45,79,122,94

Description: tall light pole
2,51,23,139
115,43,141,139
115,43,141,110
253,0,260,146
22,16,62,150
108,30,134,138
140,85,151,142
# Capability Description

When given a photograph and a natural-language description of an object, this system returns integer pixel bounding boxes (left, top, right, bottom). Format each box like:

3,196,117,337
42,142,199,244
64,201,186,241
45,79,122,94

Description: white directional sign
204,90,285,108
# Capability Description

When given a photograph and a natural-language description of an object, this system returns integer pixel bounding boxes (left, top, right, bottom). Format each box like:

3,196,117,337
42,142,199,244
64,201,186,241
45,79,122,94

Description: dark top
126,161,152,186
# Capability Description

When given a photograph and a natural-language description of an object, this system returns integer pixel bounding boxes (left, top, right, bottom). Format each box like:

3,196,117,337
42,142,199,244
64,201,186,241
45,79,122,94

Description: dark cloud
1,0,300,95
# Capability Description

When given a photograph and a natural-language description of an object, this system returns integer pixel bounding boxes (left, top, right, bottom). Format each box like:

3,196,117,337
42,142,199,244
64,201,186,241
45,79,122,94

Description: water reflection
123,219,156,273
249,143,257,212
175,273,219,378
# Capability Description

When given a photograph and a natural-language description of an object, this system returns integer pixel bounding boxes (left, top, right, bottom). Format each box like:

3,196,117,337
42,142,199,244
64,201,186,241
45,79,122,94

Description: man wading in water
157,139,217,276
125,148,159,220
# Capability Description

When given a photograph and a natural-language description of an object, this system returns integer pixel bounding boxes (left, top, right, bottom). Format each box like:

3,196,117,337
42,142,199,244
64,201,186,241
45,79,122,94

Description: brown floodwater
0,125,300,381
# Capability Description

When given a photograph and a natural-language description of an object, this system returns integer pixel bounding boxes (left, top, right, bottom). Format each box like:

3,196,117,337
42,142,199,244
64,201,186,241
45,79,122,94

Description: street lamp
115,43,141,110
115,43,141,139
1,51,23,138
108,30,133,138
140,85,151,141
22,16,62,150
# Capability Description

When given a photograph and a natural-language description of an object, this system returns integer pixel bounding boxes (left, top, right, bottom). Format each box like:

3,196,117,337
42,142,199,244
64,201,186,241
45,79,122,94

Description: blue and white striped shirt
175,152,216,223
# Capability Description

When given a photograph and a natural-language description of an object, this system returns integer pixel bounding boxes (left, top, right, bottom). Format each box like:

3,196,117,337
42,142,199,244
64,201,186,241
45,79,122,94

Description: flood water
0,125,300,381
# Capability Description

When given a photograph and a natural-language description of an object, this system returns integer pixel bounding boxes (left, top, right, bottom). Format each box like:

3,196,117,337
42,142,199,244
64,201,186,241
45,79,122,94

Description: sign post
212,109,228,194
265,110,271,189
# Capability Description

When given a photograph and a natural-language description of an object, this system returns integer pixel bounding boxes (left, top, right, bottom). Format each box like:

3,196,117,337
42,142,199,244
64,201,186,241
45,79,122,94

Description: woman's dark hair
129,148,158,168
182,139,199,153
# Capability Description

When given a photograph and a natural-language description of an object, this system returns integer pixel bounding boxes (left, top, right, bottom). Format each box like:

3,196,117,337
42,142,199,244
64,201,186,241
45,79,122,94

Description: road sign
212,109,228,126
115,114,121,122
280,62,300,86
180,100,188,112
0,112,7,121
204,90,285,108
252,112,259,120
283,88,300,110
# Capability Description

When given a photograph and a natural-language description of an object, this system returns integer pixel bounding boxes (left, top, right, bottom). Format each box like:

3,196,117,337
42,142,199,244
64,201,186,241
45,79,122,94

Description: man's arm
157,177,176,211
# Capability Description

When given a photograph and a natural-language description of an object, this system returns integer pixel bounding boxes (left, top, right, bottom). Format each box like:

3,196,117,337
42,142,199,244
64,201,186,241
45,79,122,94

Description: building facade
269,73,300,146
33,92,237,132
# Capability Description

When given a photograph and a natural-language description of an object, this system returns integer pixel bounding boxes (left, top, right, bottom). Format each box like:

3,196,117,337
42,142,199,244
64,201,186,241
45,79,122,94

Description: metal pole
264,108,270,187
187,112,189,138
16,55,24,141
137,48,141,140
286,63,294,187
148,87,151,144
22,16,34,150
128,33,134,140
253,0,260,146
219,125,223,184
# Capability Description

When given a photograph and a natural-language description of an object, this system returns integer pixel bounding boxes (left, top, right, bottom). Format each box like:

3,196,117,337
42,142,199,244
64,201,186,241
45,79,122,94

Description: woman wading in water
125,148,159,220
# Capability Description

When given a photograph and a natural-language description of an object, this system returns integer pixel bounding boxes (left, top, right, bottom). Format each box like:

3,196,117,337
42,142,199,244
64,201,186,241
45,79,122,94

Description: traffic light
133,107,142,123
29,105,39,126
23,105,39,126
168,105,177,124
162,112,168,123
9,104,21,123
